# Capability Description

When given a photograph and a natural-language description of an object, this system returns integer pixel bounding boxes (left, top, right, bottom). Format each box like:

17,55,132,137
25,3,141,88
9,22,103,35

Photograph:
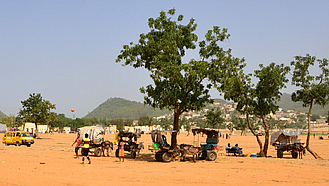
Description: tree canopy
18,93,56,138
116,9,235,146
291,54,329,159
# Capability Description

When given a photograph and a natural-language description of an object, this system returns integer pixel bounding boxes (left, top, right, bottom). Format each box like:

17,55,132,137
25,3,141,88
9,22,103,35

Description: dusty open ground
1,131,329,185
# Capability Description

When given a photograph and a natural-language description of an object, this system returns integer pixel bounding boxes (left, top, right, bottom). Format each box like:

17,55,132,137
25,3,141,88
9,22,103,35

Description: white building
24,122,36,133
38,125,49,133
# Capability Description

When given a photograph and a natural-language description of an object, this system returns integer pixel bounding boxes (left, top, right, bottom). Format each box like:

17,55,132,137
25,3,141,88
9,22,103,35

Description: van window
13,133,16,137
22,133,31,137
7,133,12,137
17,133,21,137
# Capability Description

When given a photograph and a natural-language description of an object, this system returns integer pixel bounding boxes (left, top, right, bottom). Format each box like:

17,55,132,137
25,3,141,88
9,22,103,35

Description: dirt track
1,132,329,185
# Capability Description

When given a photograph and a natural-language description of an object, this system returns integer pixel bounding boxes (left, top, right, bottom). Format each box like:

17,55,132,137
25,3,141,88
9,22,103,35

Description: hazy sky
1,1,328,118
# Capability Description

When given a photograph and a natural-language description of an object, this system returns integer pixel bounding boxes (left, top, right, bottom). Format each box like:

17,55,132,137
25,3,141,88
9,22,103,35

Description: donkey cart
271,130,304,159
115,131,144,159
149,130,181,162
192,128,219,161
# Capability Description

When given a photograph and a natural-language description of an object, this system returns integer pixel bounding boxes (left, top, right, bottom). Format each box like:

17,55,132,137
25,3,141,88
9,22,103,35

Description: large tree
116,9,233,147
212,62,290,157
18,93,56,138
290,54,329,159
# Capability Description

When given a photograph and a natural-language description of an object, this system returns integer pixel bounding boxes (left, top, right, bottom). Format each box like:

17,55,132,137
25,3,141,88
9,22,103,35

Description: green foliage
18,93,56,136
1,115,15,128
278,93,329,116
156,118,173,130
230,115,248,135
194,119,207,129
0,111,6,119
116,9,236,146
290,54,329,159
138,116,153,126
204,109,225,129
49,113,70,131
180,118,192,132
85,98,170,120
291,54,329,109
212,58,290,156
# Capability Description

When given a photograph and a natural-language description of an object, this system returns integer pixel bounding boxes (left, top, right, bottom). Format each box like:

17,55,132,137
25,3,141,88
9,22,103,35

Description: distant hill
0,111,6,118
84,97,171,120
278,93,329,116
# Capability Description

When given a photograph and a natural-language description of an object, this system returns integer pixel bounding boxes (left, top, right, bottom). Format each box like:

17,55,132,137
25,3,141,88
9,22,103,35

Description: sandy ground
1,132,329,186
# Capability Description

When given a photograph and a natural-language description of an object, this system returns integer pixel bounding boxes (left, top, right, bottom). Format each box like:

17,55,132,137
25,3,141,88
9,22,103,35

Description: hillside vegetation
84,97,171,120
278,93,329,115
0,111,6,118
84,94,328,120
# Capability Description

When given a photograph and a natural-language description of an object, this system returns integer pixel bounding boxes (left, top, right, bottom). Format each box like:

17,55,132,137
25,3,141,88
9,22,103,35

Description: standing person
81,133,91,164
118,138,125,162
71,133,81,158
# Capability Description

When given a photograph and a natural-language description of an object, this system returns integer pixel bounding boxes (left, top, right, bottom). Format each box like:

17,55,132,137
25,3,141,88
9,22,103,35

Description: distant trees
138,116,153,126
18,93,56,138
290,54,329,159
204,109,225,129
230,116,248,136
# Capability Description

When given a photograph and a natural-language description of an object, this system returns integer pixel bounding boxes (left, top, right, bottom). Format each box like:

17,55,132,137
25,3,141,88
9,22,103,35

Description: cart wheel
207,151,217,161
16,142,20,146
162,152,173,162
131,151,136,159
277,150,283,158
27,144,31,147
292,150,298,159
95,148,102,157
199,151,207,160
155,151,163,162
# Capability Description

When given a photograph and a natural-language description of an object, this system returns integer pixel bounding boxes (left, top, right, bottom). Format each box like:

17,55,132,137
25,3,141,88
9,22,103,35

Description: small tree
138,116,152,126
231,116,248,136
212,62,290,157
18,93,56,138
290,54,329,159
204,109,225,129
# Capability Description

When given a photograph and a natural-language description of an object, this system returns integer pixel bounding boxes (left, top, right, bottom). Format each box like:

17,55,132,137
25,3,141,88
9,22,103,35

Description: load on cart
78,126,113,157
271,130,304,159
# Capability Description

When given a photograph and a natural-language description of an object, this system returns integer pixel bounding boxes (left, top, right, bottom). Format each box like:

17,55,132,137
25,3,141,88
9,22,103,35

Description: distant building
24,122,36,133
63,127,71,134
38,125,49,133
0,123,6,132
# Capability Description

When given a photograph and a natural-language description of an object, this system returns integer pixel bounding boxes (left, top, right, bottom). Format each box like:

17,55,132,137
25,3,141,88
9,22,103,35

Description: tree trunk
246,114,264,157
35,123,40,139
261,115,270,157
306,102,322,159
171,108,180,148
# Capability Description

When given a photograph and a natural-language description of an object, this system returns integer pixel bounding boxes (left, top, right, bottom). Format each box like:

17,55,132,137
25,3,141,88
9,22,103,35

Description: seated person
162,135,168,146
128,137,132,145
226,143,232,150
233,144,243,155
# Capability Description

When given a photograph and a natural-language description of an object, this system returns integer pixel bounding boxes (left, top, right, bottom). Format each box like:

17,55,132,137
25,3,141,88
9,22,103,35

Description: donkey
137,142,145,155
297,145,306,159
101,140,113,156
180,144,202,163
